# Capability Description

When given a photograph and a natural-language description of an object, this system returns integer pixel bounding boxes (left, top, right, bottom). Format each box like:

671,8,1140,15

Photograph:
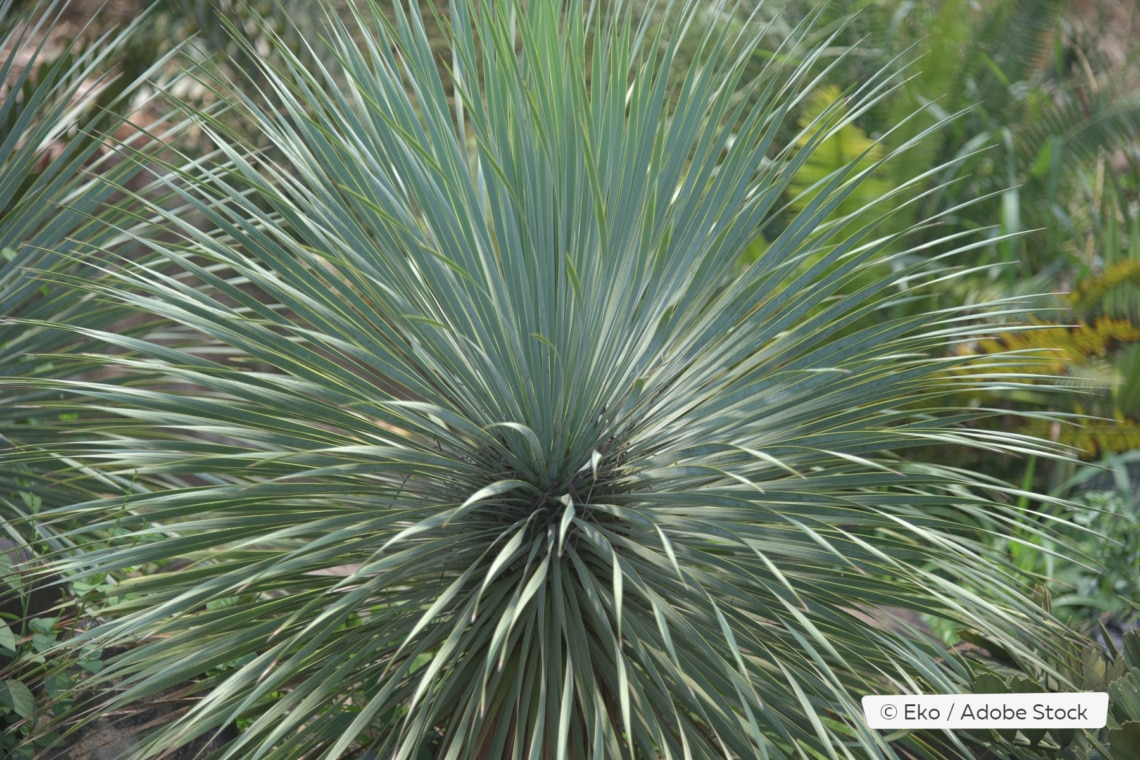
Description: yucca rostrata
24,0,1083,757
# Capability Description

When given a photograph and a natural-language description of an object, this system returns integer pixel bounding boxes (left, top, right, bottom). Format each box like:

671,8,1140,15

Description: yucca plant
0,0,175,544
16,0,1090,757
0,2,184,755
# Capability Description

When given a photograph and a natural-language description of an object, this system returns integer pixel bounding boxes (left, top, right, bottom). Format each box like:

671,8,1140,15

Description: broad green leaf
0,619,15,652
0,679,35,718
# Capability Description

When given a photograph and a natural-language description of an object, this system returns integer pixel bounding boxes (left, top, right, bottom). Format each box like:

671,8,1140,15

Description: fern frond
1072,260,1140,314
1021,414,1140,458
967,317,1140,370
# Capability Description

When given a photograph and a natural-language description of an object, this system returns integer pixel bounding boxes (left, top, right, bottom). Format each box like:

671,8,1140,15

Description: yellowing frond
1071,259,1140,313
1022,414,1140,458
962,317,1140,376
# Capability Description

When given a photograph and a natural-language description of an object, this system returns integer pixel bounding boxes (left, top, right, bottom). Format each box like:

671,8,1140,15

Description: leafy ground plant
18,0,1089,757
